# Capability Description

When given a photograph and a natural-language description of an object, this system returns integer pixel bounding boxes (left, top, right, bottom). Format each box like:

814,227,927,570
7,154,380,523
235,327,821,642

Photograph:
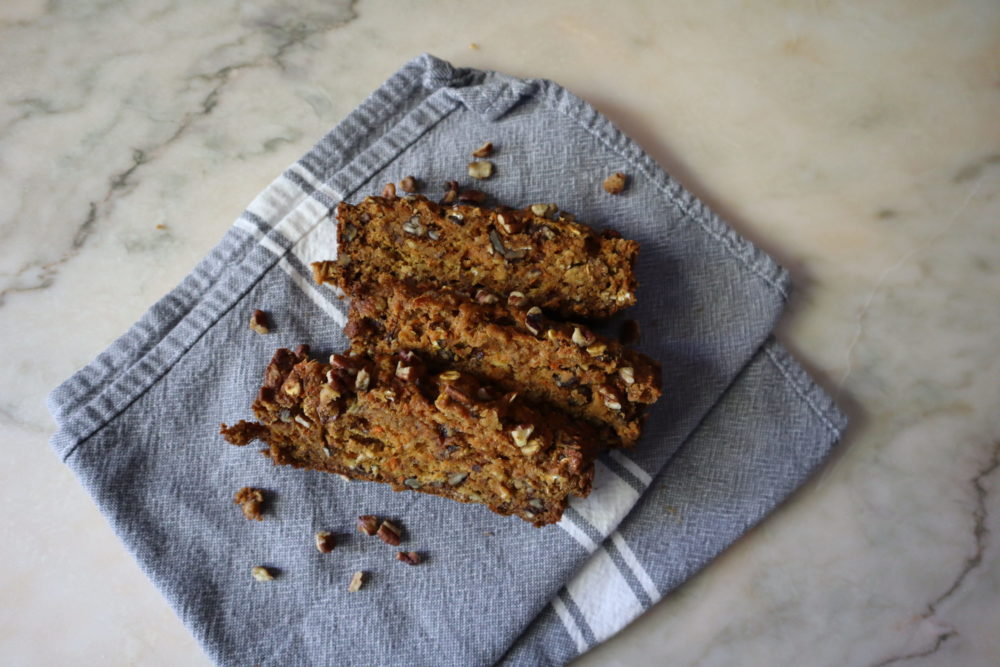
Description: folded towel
48,54,846,666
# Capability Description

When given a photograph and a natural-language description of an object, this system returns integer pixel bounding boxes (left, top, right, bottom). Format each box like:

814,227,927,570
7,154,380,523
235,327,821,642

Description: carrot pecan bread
220,347,604,526
329,270,661,448
312,193,639,320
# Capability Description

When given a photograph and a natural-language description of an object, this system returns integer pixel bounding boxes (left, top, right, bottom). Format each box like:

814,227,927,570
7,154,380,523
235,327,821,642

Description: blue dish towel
47,54,846,666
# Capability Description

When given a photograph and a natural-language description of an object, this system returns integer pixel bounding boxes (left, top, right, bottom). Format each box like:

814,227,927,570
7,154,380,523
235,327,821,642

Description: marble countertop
2,1,998,664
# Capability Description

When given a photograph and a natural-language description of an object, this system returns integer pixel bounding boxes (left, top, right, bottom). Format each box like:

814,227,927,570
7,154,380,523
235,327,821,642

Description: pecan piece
529,203,557,218
510,424,535,448
496,212,525,235
598,384,624,411
357,515,379,536
475,289,498,305
468,160,494,179
458,189,486,203
382,182,397,199
348,571,366,592
571,326,595,347
524,307,545,336
314,531,336,553
471,141,493,158
376,520,402,546
441,180,460,205
249,309,270,334
355,368,371,391
399,175,418,193
396,551,422,565
507,291,527,308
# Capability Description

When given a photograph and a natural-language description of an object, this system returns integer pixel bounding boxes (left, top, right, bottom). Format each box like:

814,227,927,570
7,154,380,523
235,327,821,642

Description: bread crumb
234,487,266,520
603,172,628,195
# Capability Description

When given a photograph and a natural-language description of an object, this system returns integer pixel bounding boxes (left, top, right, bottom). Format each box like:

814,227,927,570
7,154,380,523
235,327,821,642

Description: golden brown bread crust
220,347,603,526
331,270,661,448
312,194,639,320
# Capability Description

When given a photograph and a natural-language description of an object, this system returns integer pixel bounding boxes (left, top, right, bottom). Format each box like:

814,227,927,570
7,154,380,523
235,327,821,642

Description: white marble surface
2,0,998,664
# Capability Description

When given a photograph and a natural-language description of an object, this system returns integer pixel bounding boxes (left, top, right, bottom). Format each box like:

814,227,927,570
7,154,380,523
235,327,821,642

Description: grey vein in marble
0,0,359,309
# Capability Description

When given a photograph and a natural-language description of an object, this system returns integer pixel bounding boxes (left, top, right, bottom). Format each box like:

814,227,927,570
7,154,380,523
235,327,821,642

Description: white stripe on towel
551,596,589,654
611,531,659,601
608,449,653,486
565,548,644,643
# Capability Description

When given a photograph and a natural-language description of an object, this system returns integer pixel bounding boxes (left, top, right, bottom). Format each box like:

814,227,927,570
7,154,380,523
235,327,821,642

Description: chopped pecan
281,377,301,397
382,182,397,199
355,368,371,391
319,384,341,406
529,203,557,218
510,424,535,448
507,291,527,308
441,180,460,204
329,354,355,371
357,515,379,536
249,309,270,334
598,384,624,411
399,176,418,193
377,520,402,546
475,289,498,304
458,189,486,203
571,326,595,347
314,531,336,553
395,362,418,381
524,307,545,336
348,571,366,592
496,212,525,235
396,551,422,565
471,141,494,158
468,160,494,179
